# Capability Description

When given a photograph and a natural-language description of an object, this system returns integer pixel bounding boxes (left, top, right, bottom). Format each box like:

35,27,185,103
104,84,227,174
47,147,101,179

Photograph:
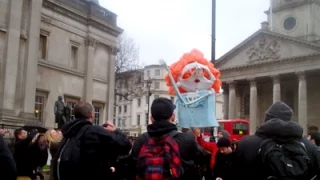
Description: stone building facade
0,0,122,129
216,0,320,135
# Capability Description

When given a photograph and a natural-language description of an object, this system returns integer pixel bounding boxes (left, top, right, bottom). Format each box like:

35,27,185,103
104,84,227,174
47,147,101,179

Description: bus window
218,123,224,130
232,122,249,135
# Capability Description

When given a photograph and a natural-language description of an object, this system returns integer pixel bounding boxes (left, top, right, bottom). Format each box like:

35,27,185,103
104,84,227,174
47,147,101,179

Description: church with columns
0,0,120,129
216,0,320,135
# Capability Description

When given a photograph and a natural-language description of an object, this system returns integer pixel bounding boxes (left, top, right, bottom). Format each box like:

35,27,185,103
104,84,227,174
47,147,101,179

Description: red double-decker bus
218,119,249,141
200,119,249,141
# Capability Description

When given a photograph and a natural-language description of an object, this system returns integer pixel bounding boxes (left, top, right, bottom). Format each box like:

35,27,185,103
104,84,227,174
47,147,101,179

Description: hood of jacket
61,118,92,138
147,120,177,137
255,118,303,143
264,101,293,122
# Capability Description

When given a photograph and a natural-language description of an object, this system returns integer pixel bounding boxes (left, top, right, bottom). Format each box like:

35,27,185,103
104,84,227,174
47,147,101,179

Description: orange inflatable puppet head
164,49,221,95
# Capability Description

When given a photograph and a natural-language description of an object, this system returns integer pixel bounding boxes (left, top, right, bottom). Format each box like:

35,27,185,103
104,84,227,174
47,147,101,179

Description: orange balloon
164,49,221,95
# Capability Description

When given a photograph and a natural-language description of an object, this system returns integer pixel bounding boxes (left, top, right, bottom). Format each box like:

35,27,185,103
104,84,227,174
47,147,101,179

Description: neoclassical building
0,0,121,129
216,0,320,135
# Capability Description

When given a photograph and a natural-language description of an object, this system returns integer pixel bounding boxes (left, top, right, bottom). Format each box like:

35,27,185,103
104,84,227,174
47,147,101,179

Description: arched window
242,93,250,115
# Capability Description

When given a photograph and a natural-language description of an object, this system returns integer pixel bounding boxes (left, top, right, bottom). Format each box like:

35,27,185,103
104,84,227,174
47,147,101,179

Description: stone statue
54,96,66,129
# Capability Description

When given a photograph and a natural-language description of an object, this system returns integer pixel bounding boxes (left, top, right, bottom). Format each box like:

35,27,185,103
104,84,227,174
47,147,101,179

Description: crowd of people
0,98,320,180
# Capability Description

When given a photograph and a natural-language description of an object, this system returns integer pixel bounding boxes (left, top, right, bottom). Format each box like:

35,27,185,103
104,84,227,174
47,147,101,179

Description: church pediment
216,30,320,70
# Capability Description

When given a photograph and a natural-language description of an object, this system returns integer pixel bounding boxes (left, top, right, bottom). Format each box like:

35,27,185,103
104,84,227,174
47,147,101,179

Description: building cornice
38,59,85,77
216,30,320,68
219,53,320,72
38,59,109,83
265,0,319,14
42,0,123,37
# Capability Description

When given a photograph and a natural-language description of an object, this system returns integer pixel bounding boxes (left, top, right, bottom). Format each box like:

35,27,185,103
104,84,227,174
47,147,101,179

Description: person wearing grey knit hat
264,101,293,122
233,101,320,180
217,130,230,140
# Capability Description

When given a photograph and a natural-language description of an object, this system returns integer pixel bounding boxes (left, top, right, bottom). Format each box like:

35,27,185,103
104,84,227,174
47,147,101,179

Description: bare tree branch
115,34,144,100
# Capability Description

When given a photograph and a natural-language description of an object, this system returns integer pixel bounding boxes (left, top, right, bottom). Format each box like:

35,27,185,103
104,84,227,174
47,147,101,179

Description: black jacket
234,118,320,180
53,119,132,180
213,151,235,180
0,135,16,180
13,132,37,177
130,121,206,180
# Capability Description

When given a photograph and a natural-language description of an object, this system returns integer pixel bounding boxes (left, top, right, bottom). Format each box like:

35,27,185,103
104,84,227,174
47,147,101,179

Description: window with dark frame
117,118,121,127
122,118,126,127
170,96,175,102
137,98,141,106
145,113,148,125
155,69,160,76
232,122,249,135
39,34,47,60
155,82,160,89
70,46,78,69
124,105,127,113
283,17,297,31
118,106,122,114
137,115,141,126
65,97,80,120
93,106,100,125
34,94,45,122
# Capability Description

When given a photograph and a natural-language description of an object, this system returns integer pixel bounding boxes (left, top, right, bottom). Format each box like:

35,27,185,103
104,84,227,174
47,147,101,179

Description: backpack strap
56,125,90,180
142,130,180,141
168,130,179,138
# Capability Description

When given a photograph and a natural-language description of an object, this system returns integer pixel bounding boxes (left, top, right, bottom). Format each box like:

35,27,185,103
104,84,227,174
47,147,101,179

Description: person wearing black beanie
213,137,235,180
217,137,232,150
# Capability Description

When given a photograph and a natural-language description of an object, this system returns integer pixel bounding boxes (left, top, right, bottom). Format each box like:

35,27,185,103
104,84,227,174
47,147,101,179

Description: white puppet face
177,62,215,92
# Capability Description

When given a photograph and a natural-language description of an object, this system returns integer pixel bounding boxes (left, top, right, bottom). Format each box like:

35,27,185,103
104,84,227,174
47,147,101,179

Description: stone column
272,75,281,103
84,37,96,103
297,71,308,136
223,89,229,119
1,0,24,111
249,78,258,135
228,81,236,119
106,47,117,120
22,0,43,117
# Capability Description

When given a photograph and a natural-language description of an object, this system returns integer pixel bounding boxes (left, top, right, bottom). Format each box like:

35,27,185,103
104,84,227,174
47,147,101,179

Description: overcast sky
100,0,270,66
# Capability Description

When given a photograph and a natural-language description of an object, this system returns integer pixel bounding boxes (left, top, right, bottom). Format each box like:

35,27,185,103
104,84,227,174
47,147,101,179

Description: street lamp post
211,0,216,64
146,78,152,125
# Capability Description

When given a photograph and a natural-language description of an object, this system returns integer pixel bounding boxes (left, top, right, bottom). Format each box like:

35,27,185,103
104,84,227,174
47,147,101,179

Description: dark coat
233,118,320,180
213,151,235,180
53,119,132,180
130,121,207,180
13,132,37,177
30,142,48,169
0,135,16,180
